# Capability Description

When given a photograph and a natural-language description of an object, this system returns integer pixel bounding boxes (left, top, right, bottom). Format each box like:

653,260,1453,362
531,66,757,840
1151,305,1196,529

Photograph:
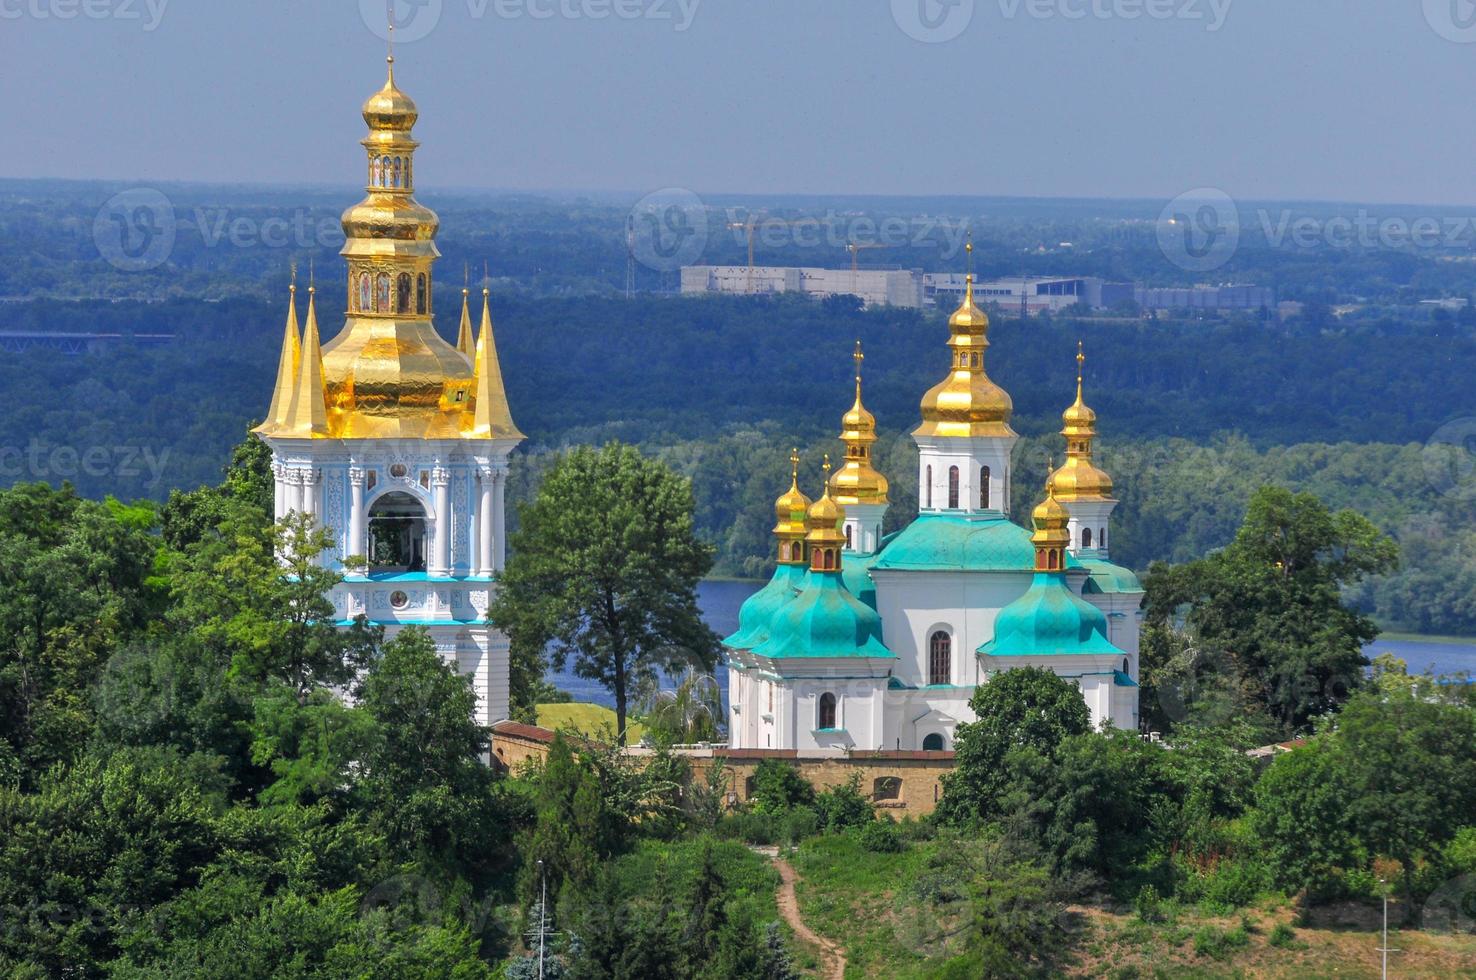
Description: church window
416,273,427,314
1047,550,1059,570
928,631,951,686
925,466,933,508
947,466,960,509
1123,658,1130,675
396,273,412,313
980,466,991,509
1100,528,1107,549
392,157,403,188
922,733,945,751
845,524,853,549
1082,527,1093,549
818,692,837,730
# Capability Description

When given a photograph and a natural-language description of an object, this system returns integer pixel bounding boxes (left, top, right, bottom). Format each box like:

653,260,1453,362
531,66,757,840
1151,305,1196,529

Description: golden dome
1030,477,1071,551
362,58,419,132
831,341,890,506
1049,342,1115,502
914,273,1015,439
806,456,847,547
774,449,813,538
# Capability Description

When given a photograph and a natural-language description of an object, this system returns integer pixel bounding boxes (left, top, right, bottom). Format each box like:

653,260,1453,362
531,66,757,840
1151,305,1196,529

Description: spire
831,339,889,507
1051,340,1114,502
456,286,474,356
283,286,329,437
915,237,1014,439
773,447,812,564
262,278,302,430
465,288,524,440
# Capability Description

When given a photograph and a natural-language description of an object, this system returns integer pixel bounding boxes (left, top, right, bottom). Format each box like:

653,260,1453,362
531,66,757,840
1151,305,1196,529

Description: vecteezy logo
1424,418,1476,499
93,188,176,273
361,0,443,44
628,188,709,273
1424,0,1476,42
892,0,973,43
1423,874,1476,933
1156,188,1239,273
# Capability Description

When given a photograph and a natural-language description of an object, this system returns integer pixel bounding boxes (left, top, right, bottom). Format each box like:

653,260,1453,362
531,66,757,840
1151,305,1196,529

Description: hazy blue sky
7,0,1476,204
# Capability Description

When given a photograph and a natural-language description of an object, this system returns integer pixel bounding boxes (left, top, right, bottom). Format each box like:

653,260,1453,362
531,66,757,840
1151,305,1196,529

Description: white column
431,466,451,576
477,466,495,577
301,469,320,524
348,467,367,567
289,469,306,516
272,463,285,522
492,464,508,572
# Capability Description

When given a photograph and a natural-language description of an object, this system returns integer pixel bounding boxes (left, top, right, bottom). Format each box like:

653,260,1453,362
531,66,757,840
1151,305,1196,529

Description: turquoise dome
979,572,1124,658
870,513,1081,573
751,573,893,660
724,563,808,651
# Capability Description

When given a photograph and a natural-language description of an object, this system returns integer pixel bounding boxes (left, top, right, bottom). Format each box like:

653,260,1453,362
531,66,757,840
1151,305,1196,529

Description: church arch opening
367,491,427,572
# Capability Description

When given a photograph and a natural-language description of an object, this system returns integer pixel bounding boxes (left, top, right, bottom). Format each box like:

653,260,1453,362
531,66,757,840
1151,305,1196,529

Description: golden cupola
773,449,813,565
1049,343,1114,502
914,244,1015,440
256,56,519,443
829,341,890,506
806,456,847,571
1030,475,1072,571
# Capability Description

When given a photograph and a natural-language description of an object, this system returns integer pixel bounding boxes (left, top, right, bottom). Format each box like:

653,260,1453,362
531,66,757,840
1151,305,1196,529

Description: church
723,271,1144,751
251,52,1141,743
253,54,522,726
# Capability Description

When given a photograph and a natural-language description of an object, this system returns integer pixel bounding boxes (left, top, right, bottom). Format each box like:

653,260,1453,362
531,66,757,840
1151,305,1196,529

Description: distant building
680,265,925,308
923,274,1133,314
1134,284,1274,312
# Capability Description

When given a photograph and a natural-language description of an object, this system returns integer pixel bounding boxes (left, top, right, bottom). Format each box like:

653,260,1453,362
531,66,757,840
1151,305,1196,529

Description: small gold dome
774,449,813,538
1031,478,1072,551
362,59,419,132
806,456,847,547
1050,342,1115,502
1050,457,1114,499
831,341,890,506
915,276,1015,439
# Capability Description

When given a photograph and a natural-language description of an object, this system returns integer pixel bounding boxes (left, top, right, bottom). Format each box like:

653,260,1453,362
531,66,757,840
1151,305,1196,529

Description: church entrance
367,492,427,572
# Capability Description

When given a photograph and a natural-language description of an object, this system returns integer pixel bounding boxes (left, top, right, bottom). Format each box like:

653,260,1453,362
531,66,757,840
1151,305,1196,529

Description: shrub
781,806,818,844
1268,922,1297,948
860,819,904,854
814,775,873,832
1134,885,1168,924
750,760,815,814
714,811,781,846
1192,924,1249,961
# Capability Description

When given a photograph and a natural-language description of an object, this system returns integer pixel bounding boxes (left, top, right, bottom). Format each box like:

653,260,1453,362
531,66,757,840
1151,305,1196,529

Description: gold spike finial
853,339,864,390
822,453,831,476
1076,340,1085,400
790,447,800,480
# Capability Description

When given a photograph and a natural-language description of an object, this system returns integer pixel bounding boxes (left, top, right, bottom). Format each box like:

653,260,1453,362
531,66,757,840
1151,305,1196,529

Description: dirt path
754,847,847,980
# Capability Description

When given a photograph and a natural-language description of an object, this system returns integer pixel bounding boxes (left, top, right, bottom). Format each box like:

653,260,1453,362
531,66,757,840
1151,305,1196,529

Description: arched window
818,693,837,731
1123,658,1130,675
925,465,933,508
392,157,403,188
1100,528,1107,549
980,466,991,509
922,733,945,751
928,631,951,686
1082,527,1093,549
947,466,960,509
1047,550,1059,570
396,273,412,313
376,273,391,312
416,273,427,314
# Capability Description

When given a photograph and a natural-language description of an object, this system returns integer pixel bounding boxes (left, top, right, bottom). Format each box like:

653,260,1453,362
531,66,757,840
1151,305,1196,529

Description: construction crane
725,212,810,295
846,242,888,302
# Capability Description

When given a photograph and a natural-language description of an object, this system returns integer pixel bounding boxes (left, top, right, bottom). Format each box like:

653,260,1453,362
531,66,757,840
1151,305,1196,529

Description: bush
1192,924,1249,961
814,775,873,832
860,819,904,854
714,810,781,846
750,760,814,814
1268,922,1297,948
781,806,818,844
1134,885,1170,924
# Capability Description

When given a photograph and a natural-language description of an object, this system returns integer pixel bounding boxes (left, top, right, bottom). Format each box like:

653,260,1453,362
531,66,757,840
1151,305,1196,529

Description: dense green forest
2,287,1474,631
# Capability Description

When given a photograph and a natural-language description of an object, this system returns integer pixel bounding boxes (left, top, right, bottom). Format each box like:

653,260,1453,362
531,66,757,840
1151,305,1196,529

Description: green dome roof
870,513,1081,573
979,572,1124,658
1077,557,1144,596
751,573,893,660
724,563,807,651
842,553,877,610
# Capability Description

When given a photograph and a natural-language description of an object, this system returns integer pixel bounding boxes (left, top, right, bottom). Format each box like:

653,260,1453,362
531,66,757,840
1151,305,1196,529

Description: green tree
748,758,815,814
1250,736,1357,900
520,735,603,906
490,443,719,742
938,667,1090,824
1145,487,1397,734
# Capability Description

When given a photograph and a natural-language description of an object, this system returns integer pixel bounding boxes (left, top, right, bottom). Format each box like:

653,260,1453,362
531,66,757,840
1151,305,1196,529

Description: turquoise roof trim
979,571,1125,658
1077,557,1144,596
869,513,1082,573
751,573,894,660
724,563,807,651
1114,669,1138,687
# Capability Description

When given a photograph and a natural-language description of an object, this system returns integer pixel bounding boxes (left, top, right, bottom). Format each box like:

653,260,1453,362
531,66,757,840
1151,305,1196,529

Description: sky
7,0,1476,205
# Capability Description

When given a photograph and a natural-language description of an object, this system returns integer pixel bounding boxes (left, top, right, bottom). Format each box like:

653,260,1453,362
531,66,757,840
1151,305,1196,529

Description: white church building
724,272,1143,751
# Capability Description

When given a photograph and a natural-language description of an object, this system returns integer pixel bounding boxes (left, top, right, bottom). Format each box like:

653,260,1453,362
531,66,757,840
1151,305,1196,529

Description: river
545,580,1476,709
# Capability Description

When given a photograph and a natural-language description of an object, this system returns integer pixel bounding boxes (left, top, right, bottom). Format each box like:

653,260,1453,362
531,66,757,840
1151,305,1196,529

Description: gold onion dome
361,57,419,132
774,449,813,537
1031,475,1072,550
1049,342,1115,501
806,456,847,547
915,247,1015,439
830,341,890,505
